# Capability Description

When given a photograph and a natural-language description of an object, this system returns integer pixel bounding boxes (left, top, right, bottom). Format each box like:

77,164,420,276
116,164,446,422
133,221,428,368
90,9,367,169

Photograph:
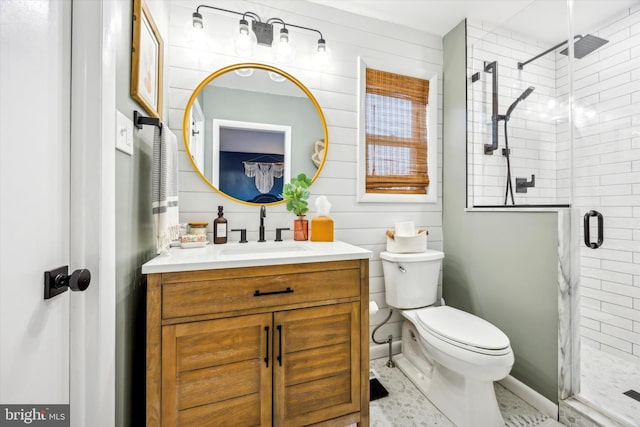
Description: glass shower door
570,1,640,424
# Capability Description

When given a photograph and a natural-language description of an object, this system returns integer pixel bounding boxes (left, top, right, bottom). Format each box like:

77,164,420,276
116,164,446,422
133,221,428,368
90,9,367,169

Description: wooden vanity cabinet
146,259,370,427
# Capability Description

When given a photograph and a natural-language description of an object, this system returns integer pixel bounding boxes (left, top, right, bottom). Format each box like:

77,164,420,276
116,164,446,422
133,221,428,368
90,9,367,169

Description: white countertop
141,240,372,274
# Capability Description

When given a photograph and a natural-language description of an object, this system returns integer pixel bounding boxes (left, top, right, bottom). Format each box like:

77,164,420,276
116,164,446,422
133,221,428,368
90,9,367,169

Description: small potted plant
282,173,312,240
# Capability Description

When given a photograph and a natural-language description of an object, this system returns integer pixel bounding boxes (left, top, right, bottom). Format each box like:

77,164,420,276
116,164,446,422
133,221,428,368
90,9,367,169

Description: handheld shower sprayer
505,86,535,118
502,86,535,205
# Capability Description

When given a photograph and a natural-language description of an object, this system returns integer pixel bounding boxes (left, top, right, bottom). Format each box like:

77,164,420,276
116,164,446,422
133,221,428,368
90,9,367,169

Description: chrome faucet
258,205,266,242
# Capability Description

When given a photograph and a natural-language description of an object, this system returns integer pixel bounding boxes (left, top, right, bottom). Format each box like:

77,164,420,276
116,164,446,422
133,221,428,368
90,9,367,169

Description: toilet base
398,321,506,427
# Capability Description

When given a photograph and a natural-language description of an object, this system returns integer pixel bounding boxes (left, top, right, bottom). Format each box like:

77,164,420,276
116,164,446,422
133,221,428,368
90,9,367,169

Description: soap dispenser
213,206,228,244
311,196,334,242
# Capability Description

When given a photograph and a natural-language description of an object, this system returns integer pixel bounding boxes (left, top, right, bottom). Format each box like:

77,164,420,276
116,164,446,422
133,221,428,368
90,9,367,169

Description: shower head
506,86,535,117
559,34,609,59
517,34,609,69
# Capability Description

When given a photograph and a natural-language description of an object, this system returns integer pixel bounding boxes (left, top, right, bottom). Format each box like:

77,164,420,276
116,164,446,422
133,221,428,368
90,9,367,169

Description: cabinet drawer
162,268,360,319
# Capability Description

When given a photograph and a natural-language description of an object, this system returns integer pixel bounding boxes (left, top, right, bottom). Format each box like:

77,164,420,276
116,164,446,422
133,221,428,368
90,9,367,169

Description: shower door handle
583,210,603,249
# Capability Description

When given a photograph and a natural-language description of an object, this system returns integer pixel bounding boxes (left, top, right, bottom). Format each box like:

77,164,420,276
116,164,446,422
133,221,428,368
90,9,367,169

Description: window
357,58,438,203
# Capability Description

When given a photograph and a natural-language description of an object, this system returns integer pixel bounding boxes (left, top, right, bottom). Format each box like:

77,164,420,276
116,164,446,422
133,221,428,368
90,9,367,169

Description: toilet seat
415,306,511,356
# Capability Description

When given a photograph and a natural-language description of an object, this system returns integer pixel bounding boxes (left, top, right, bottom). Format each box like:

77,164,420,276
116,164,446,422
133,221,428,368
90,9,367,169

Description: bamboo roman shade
365,68,430,194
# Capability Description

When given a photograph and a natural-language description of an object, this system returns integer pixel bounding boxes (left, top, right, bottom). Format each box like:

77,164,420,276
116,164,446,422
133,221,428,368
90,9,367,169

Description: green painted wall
442,20,559,402
114,0,165,425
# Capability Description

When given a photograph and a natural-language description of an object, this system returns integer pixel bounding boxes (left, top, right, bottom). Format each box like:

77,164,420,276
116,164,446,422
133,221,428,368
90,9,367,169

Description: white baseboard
370,340,402,361
499,375,558,419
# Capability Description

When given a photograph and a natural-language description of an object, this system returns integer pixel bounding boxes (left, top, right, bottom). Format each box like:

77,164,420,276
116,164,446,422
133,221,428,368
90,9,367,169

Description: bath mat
505,414,562,427
370,378,389,401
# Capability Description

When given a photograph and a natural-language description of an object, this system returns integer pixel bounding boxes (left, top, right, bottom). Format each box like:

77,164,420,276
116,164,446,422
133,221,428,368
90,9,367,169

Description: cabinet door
273,303,361,426
162,313,272,427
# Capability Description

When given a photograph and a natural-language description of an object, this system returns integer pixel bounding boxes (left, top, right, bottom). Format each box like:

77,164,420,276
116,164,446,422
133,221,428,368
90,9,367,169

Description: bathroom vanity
143,241,371,426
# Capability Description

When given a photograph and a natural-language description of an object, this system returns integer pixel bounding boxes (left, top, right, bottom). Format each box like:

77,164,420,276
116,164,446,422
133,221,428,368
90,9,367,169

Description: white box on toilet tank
380,250,444,309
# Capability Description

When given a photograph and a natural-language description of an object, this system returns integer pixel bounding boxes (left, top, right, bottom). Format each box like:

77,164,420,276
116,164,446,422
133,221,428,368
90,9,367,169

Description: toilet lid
416,306,510,353
380,250,444,262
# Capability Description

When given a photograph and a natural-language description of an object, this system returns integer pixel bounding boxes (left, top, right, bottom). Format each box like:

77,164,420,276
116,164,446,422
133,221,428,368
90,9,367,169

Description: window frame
357,56,438,203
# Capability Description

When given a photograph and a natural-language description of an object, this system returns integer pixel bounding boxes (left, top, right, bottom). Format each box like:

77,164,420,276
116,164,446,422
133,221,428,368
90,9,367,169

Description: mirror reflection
184,64,327,205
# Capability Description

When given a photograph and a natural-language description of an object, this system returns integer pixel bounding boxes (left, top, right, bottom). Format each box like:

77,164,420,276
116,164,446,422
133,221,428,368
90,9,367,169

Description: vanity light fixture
190,4,330,70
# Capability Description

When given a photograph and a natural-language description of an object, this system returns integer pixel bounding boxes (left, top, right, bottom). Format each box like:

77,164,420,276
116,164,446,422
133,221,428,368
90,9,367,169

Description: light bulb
234,19,257,58
273,27,294,64
313,38,331,71
192,12,203,28
185,12,208,51
235,68,254,77
268,71,286,82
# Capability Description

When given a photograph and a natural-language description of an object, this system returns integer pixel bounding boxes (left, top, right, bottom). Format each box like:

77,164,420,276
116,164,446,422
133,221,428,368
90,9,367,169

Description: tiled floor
369,357,562,426
579,344,640,426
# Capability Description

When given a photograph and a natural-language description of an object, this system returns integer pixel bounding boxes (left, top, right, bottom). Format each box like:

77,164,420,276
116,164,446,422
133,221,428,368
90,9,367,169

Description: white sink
218,242,309,257
141,240,372,274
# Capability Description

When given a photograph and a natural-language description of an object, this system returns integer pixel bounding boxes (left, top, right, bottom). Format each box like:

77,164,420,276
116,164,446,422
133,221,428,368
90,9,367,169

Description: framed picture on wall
131,0,164,119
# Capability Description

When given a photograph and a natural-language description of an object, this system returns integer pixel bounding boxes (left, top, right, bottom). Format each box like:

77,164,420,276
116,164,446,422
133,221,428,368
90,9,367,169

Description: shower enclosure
467,0,640,425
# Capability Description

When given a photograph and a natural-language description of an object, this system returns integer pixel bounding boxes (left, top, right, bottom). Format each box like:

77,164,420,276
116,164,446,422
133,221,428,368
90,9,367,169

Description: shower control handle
583,210,604,249
515,175,535,193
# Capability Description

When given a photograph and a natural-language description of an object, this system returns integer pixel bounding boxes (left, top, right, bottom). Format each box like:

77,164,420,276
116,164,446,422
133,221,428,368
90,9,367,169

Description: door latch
44,266,91,299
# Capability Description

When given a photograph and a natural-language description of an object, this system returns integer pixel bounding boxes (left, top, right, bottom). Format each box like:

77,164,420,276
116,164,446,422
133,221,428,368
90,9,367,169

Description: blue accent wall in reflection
218,151,284,203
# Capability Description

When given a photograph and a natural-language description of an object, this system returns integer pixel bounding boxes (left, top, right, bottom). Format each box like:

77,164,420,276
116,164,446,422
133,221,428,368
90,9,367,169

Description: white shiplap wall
167,0,443,349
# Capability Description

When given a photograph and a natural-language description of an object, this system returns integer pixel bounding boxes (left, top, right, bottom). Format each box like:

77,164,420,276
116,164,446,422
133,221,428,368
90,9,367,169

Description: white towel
152,125,179,255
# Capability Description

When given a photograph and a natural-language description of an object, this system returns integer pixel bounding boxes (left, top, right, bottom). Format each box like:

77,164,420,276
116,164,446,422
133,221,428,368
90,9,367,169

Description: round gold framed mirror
182,63,328,206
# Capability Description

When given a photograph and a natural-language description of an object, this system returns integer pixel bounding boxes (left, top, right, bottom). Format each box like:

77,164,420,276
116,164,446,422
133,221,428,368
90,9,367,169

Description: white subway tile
582,306,634,330
581,256,601,268
582,246,634,262
601,323,640,344
582,287,633,308
582,266,633,285
581,317,601,331
581,326,633,352
603,301,640,322
600,194,640,207
581,276,602,289
600,81,640,103
581,295,602,310
607,229,636,242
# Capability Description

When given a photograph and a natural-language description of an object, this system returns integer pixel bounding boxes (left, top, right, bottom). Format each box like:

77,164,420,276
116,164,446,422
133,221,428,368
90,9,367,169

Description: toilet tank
380,250,444,309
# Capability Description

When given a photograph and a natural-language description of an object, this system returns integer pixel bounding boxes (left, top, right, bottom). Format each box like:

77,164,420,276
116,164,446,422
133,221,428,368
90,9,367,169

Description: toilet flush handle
398,265,406,273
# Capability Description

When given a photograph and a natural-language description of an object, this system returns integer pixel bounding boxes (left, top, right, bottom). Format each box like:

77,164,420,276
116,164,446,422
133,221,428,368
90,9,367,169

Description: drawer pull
277,325,283,367
253,287,294,297
264,326,270,367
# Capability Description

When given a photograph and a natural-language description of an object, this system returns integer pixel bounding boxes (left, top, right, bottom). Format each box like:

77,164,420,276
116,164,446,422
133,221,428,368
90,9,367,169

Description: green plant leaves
282,173,312,216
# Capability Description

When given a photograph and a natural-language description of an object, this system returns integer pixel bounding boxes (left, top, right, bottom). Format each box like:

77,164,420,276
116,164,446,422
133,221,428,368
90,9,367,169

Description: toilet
381,249,514,427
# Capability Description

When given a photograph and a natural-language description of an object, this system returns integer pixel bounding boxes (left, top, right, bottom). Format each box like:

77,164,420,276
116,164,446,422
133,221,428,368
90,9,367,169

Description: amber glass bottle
213,205,228,244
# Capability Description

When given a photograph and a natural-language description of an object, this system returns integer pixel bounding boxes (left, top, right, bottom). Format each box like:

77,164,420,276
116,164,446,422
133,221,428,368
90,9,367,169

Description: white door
0,0,73,408
1,1,116,424
189,98,205,171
